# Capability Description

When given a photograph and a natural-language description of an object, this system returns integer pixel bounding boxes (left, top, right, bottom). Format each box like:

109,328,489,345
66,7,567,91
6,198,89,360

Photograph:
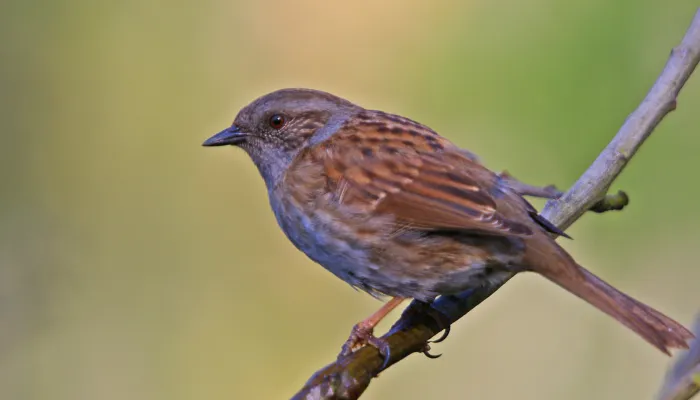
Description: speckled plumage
203,88,693,354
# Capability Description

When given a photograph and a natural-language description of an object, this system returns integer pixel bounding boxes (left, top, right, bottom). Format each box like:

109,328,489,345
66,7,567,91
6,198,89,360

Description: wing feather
316,119,534,237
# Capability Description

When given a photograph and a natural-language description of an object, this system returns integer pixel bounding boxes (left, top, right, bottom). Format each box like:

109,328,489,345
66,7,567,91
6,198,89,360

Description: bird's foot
337,297,405,369
407,300,452,344
339,322,392,369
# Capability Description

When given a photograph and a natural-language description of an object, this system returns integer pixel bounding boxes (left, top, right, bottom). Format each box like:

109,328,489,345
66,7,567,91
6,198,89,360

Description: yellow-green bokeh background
1,1,699,399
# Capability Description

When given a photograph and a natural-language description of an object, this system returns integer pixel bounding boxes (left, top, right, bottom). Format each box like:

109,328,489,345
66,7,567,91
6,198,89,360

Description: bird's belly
271,196,526,300
364,231,526,300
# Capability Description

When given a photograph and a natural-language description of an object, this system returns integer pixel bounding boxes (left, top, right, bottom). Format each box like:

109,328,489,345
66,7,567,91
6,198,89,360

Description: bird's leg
339,297,406,363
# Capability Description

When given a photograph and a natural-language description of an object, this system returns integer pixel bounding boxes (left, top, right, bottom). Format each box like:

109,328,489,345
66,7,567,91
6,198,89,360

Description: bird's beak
202,125,248,147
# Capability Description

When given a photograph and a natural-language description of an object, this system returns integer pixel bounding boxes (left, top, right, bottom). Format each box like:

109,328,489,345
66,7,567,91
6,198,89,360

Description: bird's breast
268,186,384,290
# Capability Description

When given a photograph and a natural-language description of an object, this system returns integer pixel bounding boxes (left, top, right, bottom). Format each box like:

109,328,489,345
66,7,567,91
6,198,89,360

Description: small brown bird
203,88,692,357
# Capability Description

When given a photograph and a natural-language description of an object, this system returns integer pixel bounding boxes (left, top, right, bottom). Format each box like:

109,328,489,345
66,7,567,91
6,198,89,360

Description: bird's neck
251,147,297,191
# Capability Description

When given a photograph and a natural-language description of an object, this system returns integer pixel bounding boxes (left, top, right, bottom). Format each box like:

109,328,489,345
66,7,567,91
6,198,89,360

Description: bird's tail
527,240,693,354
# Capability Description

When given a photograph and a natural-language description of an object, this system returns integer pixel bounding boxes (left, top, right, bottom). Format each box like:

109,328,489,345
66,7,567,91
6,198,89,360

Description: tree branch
292,9,700,400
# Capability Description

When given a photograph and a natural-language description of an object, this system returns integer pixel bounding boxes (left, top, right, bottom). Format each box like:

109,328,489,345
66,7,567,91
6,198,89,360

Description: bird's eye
269,114,286,130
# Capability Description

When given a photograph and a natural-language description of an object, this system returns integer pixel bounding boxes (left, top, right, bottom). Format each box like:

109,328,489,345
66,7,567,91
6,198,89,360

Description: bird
202,88,693,360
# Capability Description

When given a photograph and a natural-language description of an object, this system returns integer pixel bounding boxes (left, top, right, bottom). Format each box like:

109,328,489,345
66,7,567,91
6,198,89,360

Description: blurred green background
1,1,699,399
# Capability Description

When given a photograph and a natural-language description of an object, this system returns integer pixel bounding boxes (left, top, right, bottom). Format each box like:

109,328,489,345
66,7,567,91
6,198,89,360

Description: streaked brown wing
319,119,534,237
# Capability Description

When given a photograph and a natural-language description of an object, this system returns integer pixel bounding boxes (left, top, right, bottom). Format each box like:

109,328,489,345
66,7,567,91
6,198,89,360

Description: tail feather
529,243,694,354
568,267,692,354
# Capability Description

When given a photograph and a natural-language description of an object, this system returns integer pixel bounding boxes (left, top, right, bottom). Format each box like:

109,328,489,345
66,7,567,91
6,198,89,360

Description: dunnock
203,88,692,358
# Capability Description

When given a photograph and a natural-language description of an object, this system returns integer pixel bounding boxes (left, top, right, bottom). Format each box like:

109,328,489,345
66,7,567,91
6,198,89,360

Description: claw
411,301,451,344
368,335,392,370
429,324,451,344
421,344,442,359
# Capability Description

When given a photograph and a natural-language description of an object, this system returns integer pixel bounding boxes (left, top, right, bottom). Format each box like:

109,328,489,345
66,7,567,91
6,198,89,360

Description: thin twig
498,171,630,213
292,9,700,400
659,315,700,400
